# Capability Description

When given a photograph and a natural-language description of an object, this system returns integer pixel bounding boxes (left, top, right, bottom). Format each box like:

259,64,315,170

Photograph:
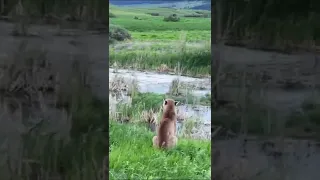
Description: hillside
109,0,211,10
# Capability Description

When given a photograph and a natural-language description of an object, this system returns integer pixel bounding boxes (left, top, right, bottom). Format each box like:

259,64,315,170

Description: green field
110,5,211,33
109,5,211,76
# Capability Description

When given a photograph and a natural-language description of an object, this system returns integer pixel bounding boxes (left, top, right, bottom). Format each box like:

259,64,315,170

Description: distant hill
109,0,211,11
192,3,211,11
109,1,172,6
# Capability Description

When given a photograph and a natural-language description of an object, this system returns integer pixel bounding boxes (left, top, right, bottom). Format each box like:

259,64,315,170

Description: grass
132,92,165,111
109,76,211,179
109,5,211,77
131,30,210,42
114,91,210,124
109,40,211,77
110,6,211,33
109,121,211,180
111,16,211,32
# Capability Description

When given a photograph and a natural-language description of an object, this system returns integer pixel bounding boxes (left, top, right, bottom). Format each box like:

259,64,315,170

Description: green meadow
109,5,211,77
110,5,211,33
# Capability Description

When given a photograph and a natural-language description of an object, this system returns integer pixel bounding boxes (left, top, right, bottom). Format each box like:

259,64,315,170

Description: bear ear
174,101,179,106
163,99,167,105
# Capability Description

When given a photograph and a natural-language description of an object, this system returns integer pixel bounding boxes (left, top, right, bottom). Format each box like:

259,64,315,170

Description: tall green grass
110,41,211,77
111,17,211,32
131,30,210,41
109,121,211,180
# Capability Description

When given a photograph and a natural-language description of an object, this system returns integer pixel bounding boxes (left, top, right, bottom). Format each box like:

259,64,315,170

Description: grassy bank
109,41,211,77
109,5,211,77
109,121,211,180
109,76,211,179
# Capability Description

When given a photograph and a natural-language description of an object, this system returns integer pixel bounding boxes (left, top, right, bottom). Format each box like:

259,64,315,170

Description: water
178,105,211,123
109,68,210,95
109,68,211,139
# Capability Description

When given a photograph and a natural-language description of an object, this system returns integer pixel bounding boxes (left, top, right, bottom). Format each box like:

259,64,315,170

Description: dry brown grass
141,109,158,131
157,64,171,73
109,74,139,99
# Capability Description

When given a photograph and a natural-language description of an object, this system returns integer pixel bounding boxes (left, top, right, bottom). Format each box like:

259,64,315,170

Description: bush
164,14,180,22
184,14,209,18
109,24,131,42
184,14,204,18
134,16,142,20
109,12,116,18
195,11,211,18
146,12,160,16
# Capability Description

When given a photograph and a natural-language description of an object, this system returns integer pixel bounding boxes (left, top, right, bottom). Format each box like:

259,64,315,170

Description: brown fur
152,98,179,149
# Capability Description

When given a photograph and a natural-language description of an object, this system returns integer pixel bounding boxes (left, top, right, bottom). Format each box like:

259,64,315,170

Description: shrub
134,16,142,20
195,11,211,18
109,24,131,42
184,14,209,18
164,14,180,22
109,12,116,18
184,14,202,18
146,12,160,16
